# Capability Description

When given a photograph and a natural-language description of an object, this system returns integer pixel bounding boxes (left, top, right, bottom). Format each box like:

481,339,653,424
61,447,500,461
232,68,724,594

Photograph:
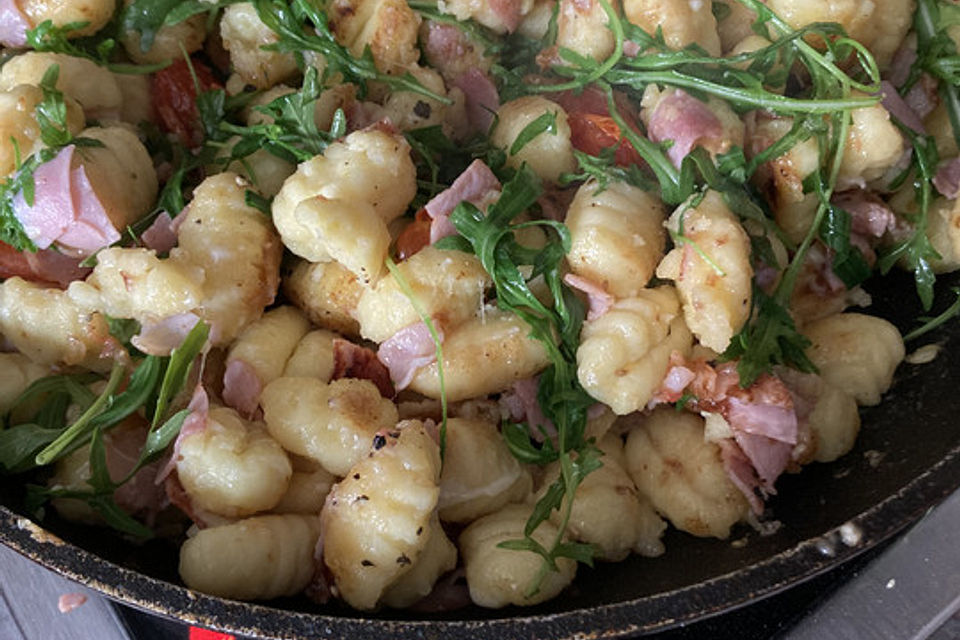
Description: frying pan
1,267,959,639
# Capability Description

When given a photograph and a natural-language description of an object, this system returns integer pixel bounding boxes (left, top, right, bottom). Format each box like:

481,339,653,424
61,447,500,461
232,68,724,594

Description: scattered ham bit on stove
451,69,500,133
377,321,443,391
423,159,501,244
0,0,30,48
934,156,960,199
332,339,394,398
563,273,614,320
646,90,723,168
652,353,799,512
12,145,120,257
132,312,202,357
57,593,88,614
879,80,925,135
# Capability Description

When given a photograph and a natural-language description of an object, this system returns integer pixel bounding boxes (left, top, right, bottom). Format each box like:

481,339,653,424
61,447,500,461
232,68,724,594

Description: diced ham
832,190,896,238
652,364,697,404
904,74,939,122
0,0,29,48
886,41,917,88
622,40,641,57
646,90,723,167
934,156,960,199
57,593,88,614
489,0,525,33
423,159,501,244
132,313,202,357
563,273,614,320
140,210,187,253
879,80,925,135
422,23,470,63
500,376,557,441
12,146,119,257
725,396,797,445
0,240,90,288
332,339,394,398
717,439,764,514
376,321,442,391
156,384,209,485
452,69,500,133
221,359,261,418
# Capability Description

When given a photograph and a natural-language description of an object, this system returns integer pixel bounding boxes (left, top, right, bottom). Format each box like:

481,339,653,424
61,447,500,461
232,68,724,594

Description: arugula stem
34,361,126,466
605,69,877,113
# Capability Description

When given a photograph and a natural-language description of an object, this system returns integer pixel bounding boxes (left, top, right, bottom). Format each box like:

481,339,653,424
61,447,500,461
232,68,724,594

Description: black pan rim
2,442,957,640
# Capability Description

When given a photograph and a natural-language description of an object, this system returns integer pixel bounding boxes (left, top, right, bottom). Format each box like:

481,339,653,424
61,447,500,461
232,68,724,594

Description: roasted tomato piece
394,208,433,261
553,86,646,168
152,59,221,147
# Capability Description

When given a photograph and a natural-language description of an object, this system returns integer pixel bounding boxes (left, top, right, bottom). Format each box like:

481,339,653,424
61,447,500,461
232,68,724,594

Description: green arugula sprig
212,67,348,165
5,322,210,538
878,127,942,311
25,20,168,74
436,165,599,593
0,65,103,251
903,287,960,341
251,0,449,104
121,0,243,53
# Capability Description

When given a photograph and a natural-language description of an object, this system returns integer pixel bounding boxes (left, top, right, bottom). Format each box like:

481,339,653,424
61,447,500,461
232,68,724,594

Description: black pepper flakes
361,559,374,567
413,101,431,119
353,473,360,480
372,433,387,450
396,554,411,565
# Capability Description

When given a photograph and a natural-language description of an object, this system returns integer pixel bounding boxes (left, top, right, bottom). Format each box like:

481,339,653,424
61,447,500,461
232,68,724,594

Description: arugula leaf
819,205,872,288
0,425,62,474
151,320,209,429
252,0,449,103
509,112,558,155
33,361,127,466
121,0,189,52
903,287,960,341
442,164,600,590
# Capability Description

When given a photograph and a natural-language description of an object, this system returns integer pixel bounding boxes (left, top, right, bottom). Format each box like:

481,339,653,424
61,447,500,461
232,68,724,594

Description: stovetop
4,488,960,640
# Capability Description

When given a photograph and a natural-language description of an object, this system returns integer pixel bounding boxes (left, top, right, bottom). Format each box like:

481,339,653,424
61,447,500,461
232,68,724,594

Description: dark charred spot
413,101,432,119
361,559,374,567
354,494,369,502
416,527,423,536
353,473,360,480
372,434,387,450
396,554,411,565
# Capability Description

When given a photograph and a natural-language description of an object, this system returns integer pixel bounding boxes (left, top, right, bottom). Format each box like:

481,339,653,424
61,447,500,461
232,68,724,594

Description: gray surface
783,489,960,640
0,544,130,640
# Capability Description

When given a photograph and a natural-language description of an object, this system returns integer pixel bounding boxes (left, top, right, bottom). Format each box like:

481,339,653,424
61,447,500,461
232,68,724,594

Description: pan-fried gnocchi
625,409,750,539
320,421,442,610
260,377,399,476
656,190,753,353
179,514,321,600
565,179,666,298
176,406,292,518
1,0,937,617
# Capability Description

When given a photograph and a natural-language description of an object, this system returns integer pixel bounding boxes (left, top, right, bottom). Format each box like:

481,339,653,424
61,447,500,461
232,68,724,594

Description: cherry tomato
394,209,433,261
552,86,646,168
152,58,221,148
